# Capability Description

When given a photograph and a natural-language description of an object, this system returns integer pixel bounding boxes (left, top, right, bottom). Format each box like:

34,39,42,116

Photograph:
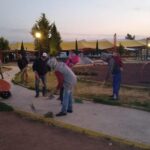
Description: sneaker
111,97,119,101
56,112,67,117
67,110,73,113
109,96,118,101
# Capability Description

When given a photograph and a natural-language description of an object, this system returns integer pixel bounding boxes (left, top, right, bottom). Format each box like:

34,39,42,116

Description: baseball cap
47,57,57,69
42,52,48,57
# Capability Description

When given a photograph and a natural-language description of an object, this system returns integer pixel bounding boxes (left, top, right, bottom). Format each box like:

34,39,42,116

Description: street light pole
146,38,150,60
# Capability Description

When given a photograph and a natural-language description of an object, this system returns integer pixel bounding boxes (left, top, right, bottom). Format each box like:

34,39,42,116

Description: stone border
14,109,150,150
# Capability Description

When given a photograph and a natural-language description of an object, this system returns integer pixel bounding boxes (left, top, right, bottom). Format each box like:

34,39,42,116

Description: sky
0,0,150,43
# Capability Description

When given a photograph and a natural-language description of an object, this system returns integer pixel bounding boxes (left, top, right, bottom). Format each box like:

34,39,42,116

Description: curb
14,109,150,150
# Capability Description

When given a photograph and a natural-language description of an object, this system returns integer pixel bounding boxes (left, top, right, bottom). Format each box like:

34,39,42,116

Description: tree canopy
31,13,61,55
31,13,51,52
0,37,9,50
49,23,62,56
125,33,135,40
20,41,26,57
74,40,79,55
118,44,125,56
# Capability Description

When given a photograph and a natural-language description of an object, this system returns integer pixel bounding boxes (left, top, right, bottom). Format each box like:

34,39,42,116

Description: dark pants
60,87,64,103
35,75,46,96
113,72,121,99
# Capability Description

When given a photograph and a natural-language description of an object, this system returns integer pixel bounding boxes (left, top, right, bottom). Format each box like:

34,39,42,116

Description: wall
73,63,150,86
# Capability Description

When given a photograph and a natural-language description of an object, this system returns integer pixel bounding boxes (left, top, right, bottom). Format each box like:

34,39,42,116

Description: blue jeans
35,75,46,96
61,88,73,113
113,72,121,98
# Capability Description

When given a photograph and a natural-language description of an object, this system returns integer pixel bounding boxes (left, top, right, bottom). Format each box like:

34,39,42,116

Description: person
17,54,28,83
47,57,77,116
32,52,49,97
66,51,80,68
56,51,79,103
0,58,4,79
109,52,123,100
101,53,113,81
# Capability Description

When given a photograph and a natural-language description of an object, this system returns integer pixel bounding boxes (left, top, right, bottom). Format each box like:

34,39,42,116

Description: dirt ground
0,112,142,150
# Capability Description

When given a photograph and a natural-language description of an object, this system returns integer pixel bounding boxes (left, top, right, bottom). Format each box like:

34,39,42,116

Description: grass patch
129,101,150,111
13,67,150,112
12,72,21,84
0,102,14,112
93,95,121,106
74,98,83,103
93,96,150,111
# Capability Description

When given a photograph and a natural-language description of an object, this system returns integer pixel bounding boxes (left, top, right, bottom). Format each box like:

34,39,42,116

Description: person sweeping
47,57,77,116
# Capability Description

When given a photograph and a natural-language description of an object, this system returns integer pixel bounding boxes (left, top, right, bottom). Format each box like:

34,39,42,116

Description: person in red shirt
55,52,79,103
54,71,64,103
111,52,123,100
66,53,80,68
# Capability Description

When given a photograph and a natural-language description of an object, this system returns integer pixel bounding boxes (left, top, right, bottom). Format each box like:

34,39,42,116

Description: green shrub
0,102,14,111
93,96,121,106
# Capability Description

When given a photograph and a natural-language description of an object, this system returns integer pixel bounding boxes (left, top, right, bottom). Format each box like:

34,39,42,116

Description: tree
20,41,24,51
49,23,62,56
20,41,26,57
125,33,135,40
75,40,79,55
118,44,125,56
95,40,99,55
0,37,9,50
31,13,51,52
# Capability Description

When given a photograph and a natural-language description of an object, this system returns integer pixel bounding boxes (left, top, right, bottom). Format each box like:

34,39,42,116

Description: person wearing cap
47,57,77,116
56,51,79,103
66,51,80,68
103,52,123,100
32,52,49,97
111,52,123,100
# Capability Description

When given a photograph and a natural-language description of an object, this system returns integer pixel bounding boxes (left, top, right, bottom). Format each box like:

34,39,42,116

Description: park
0,4,150,150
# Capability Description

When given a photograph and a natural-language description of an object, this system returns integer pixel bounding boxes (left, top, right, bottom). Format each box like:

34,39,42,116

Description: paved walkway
1,65,150,146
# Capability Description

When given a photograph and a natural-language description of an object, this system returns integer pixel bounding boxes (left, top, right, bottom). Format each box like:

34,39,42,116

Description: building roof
116,40,145,47
60,40,114,51
9,42,35,51
9,39,147,52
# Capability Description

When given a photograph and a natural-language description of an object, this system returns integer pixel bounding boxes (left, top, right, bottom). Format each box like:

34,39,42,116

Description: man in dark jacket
32,52,49,97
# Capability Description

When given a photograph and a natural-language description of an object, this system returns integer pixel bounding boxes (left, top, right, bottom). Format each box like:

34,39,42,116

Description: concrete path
1,65,150,146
